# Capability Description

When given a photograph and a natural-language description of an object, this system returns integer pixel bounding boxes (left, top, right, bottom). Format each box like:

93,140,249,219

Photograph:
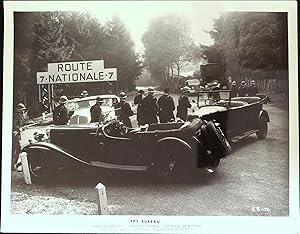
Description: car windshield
197,90,230,106
69,97,116,110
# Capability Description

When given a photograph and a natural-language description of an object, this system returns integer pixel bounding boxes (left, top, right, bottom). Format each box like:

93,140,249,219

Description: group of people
230,80,258,98
134,86,192,126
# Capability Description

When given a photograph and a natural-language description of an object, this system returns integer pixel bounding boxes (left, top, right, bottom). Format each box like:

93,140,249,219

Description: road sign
37,60,117,84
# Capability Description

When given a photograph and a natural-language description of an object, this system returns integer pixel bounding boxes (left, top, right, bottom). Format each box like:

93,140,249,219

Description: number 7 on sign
37,72,48,84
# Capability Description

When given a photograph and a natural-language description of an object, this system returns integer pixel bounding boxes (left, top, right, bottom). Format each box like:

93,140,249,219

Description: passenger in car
158,88,175,123
176,86,192,121
53,96,74,125
115,92,134,128
90,97,104,123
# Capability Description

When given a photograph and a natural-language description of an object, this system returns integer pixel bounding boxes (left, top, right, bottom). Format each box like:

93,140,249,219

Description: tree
103,16,143,91
142,14,195,86
206,12,288,81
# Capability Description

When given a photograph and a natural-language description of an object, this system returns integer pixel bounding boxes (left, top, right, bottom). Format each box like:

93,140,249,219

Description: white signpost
37,60,117,85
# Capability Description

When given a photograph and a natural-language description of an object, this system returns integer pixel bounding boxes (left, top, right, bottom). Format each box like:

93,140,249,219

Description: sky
87,2,222,53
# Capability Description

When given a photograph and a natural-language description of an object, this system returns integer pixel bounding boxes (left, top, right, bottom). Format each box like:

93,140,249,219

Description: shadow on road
16,167,225,188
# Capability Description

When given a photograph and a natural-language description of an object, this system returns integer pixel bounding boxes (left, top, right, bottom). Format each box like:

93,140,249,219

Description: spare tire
205,121,232,159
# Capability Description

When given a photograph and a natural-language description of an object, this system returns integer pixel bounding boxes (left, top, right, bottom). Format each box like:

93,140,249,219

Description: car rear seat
231,96,261,104
147,122,184,131
216,100,248,108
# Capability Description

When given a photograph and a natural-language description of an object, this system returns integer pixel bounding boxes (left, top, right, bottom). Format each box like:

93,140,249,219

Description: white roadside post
19,152,32,184
95,183,108,215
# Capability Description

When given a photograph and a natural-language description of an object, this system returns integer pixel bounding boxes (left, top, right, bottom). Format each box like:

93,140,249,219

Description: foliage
142,14,195,85
201,12,288,82
13,12,142,117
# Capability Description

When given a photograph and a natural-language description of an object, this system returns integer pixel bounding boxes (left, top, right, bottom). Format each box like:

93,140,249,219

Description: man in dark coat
53,95,73,125
90,97,104,123
208,81,221,101
176,86,192,121
12,103,27,169
114,92,134,128
248,80,258,96
230,80,238,98
134,90,145,126
141,87,158,124
238,81,248,97
158,88,175,123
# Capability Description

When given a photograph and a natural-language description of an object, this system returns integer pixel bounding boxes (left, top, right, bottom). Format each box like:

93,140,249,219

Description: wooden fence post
95,183,108,215
19,152,32,184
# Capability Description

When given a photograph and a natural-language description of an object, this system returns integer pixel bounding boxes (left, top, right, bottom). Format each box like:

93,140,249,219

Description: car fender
155,137,193,154
21,142,92,167
258,110,270,122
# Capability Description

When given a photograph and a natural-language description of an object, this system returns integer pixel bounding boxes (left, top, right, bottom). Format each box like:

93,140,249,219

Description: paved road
11,95,289,216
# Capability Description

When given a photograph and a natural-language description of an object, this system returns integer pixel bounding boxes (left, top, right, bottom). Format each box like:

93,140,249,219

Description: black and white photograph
2,1,299,233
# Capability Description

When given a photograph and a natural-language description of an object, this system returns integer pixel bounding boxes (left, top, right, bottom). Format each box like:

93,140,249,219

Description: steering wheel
103,120,128,136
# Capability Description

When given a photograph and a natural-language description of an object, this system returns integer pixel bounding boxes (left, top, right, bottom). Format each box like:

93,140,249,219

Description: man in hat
158,88,175,123
248,80,258,96
141,87,159,124
53,95,73,125
230,80,238,98
134,90,145,126
12,103,27,169
176,86,192,121
208,81,221,102
114,92,134,128
238,81,248,97
90,97,104,123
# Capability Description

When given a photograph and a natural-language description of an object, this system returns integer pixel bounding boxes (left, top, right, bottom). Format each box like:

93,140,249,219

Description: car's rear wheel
152,144,190,183
206,121,232,159
256,117,268,139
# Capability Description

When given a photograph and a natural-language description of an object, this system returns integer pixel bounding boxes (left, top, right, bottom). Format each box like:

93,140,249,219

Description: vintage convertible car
19,90,269,183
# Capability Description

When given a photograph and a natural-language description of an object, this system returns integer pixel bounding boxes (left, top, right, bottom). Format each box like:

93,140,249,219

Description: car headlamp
33,129,45,142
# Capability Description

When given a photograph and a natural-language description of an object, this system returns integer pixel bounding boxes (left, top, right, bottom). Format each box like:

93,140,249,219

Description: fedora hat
59,95,68,104
148,87,155,93
17,103,26,110
181,86,191,92
119,92,127,100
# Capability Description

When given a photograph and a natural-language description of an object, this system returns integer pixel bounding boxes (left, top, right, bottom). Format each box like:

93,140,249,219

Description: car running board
231,129,259,143
90,161,148,171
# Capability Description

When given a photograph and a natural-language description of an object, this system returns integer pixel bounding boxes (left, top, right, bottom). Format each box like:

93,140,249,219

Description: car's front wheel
256,117,268,139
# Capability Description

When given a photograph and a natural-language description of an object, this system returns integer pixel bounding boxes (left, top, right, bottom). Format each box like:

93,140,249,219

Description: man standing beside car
142,87,159,124
53,95,73,125
230,80,238,98
115,92,134,128
176,86,192,121
134,89,145,126
158,88,175,123
90,97,104,123
248,80,258,96
12,103,27,170
238,81,248,97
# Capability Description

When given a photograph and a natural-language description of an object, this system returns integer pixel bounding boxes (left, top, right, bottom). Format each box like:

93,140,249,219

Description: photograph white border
2,1,299,233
